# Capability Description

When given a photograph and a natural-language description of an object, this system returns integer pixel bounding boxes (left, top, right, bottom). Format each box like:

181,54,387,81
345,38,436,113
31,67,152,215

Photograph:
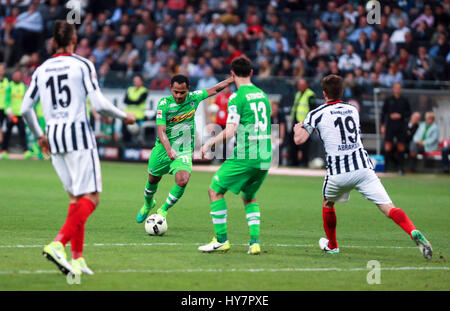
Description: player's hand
294,122,304,133
167,148,178,160
380,125,385,135
226,76,235,85
390,113,402,120
37,136,50,157
199,144,210,159
124,112,136,125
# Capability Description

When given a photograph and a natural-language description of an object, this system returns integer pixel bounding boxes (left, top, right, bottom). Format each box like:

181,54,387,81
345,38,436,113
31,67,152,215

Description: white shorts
322,168,392,205
51,149,102,197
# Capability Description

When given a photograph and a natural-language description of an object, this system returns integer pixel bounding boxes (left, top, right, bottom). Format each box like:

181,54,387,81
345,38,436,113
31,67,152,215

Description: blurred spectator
338,44,361,73
39,0,66,37
379,61,403,87
178,55,195,77
378,32,396,59
257,57,272,79
410,5,434,28
1,70,28,159
132,23,150,53
361,48,375,72
316,31,332,56
143,53,161,80
224,40,242,65
407,46,435,81
191,56,209,78
390,18,410,44
96,117,119,144
14,1,43,57
343,3,358,25
149,66,171,91
290,79,316,166
408,111,439,172
227,14,247,36
406,111,422,148
348,16,373,42
381,83,411,174
123,75,148,144
212,84,232,160
354,32,370,56
388,5,410,29
205,13,226,36
75,38,92,59
320,1,341,34
196,66,218,90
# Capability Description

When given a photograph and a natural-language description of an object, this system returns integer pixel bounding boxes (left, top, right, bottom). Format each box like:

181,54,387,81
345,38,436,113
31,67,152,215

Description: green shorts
210,160,269,200
147,143,192,177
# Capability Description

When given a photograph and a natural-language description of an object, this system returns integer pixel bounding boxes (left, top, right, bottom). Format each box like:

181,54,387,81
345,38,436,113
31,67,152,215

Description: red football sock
322,206,338,249
389,207,416,238
71,222,85,260
54,198,96,248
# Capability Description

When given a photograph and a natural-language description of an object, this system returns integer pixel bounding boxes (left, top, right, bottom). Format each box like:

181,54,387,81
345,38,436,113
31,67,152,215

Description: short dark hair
321,74,344,100
170,74,190,88
53,20,76,48
231,56,252,77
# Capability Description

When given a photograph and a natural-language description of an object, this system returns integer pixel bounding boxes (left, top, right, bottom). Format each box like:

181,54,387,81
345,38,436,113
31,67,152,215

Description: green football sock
211,198,228,243
144,181,158,208
245,202,260,245
160,184,185,212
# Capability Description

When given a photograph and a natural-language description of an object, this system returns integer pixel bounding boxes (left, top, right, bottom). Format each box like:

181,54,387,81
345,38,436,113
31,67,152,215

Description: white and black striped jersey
303,100,373,175
21,53,126,154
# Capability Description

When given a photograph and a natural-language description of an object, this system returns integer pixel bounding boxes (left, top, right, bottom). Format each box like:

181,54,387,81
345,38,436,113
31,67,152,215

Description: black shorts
0,109,5,126
385,127,407,143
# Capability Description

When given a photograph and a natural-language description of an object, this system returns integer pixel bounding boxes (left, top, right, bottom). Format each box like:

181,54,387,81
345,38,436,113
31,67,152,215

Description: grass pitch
0,159,449,291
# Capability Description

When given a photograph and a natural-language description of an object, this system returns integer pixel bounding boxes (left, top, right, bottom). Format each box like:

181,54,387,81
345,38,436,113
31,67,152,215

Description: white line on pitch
0,242,421,249
0,266,448,275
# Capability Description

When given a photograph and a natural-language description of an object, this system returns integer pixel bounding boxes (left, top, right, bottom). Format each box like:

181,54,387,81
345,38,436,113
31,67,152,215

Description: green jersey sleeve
156,97,168,126
190,89,208,108
226,92,240,124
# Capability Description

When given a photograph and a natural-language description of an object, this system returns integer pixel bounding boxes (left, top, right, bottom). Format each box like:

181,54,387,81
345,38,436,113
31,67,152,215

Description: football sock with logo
55,198,96,247
388,207,416,238
144,181,158,208
160,184,185,212
211,198,228,243
323,206,338,249
245,202,260,245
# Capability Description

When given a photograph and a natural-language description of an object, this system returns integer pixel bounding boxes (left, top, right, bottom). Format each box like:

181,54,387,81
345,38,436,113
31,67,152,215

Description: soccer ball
145,214,168,236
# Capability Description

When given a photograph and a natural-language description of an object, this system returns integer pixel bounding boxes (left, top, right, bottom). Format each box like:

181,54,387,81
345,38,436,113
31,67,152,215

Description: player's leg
157,170,190,218
198,187,231,252
240,169,268,255
136,173,161,223
356,169,432,259
319,198,339,254
1,117,13,158
384,140,393,172
137,144,169,223
396,140,406,175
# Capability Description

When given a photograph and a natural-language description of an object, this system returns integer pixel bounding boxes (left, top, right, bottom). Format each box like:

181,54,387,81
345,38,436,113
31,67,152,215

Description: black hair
170,74,190,88
53,20,76,48
231,56,252,77
321,74,344,100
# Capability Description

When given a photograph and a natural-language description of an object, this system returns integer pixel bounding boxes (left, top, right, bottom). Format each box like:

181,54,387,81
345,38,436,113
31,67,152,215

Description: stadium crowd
0,0,449,87
0,0,449,172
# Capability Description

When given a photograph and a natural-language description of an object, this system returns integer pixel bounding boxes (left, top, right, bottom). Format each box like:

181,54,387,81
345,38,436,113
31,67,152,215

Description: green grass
0,159,449,291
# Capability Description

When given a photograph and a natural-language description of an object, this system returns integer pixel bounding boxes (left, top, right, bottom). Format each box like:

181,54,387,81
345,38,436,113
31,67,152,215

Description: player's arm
82,60,135,124
21,71,50,155
294,111,315,145
205,76,234,98
155,99,177,160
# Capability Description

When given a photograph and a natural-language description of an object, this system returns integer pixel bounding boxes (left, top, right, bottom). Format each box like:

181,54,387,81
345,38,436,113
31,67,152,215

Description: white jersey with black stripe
303,101,373,175
24,53,99,154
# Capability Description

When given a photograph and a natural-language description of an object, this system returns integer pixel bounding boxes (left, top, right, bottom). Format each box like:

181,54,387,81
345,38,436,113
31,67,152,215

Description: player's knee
323,199,334,209
208,187,222,201
175,173,190,187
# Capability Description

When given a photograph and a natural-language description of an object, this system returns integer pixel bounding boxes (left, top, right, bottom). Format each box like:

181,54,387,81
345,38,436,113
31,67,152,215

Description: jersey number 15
46,74,71,109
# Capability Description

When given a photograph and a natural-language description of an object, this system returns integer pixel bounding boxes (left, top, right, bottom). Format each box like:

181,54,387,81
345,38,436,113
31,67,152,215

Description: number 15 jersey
24,53,99,154
303,101,373,176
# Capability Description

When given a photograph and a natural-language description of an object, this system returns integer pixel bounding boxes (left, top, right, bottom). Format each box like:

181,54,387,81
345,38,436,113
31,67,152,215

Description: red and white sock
54,198,96,250
322,206,338,249
388,207,416,238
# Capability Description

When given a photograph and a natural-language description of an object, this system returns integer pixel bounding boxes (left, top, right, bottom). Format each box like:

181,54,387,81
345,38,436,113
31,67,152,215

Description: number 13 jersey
303,101,373,175
25,53,99,154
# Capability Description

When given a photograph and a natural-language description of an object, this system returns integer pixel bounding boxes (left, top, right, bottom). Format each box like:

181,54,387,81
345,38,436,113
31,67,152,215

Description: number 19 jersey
24,53,99,154
303,101,373,175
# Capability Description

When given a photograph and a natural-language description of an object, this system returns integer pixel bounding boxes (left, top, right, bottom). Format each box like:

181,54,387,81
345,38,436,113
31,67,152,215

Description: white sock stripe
246,212,260,219
248,220,260,226
166,198,173,205
168,193,178,201
211,210,227,216
212,218,227,224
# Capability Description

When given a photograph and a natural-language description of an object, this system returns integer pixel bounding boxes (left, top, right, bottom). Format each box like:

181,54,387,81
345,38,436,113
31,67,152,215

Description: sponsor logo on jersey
193,90,203,95
190,101,194,107
157,110,162,119
245,92,265,100
169,109,195,123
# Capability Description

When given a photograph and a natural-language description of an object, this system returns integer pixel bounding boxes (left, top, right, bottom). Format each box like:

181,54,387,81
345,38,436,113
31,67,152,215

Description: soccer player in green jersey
136,74,234,223
198,57,272,255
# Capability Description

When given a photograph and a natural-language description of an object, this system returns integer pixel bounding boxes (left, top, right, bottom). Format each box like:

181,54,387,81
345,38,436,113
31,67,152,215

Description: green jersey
227,84,272,169
155,89,208,153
